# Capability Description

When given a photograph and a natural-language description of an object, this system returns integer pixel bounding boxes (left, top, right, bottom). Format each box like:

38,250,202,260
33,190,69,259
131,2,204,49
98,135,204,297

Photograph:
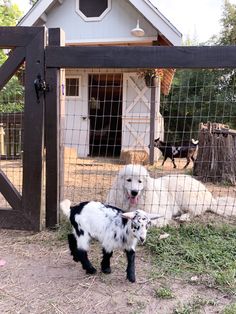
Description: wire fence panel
0,59,24,208
61,68,236,224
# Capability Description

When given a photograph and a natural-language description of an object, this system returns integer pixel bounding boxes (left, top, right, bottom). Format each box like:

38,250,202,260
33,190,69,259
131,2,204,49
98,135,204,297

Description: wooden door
122,72,163,153
65,73,89,157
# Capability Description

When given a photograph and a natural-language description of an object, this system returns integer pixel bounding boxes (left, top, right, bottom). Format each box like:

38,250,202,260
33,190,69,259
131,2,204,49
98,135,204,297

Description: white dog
106,164,236,227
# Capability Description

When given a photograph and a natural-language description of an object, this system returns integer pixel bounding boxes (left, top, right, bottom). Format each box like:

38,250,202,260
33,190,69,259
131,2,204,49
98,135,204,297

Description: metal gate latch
34,74,49,103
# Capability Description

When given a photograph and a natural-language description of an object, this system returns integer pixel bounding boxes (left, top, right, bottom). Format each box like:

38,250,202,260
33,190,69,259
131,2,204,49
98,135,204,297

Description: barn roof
18,0,182,46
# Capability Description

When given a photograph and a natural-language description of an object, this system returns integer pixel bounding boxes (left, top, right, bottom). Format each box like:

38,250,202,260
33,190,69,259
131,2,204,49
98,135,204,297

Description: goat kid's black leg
77,249,97,274
67,234,96,274
172,158,177,168
125,249,136,283
183,157,190,169
68,233,80,262
162,157,167,166
101,248,113,274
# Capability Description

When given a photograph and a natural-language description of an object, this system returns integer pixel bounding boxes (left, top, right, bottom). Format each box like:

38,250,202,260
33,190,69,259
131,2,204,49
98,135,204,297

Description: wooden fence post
22,27,46,231
45,28,65,228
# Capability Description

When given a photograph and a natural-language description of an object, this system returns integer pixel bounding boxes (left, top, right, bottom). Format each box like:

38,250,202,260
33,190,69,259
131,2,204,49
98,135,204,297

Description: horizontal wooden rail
0,26,44,48
46,45,236,69
0,209,34,230
0,170,22,212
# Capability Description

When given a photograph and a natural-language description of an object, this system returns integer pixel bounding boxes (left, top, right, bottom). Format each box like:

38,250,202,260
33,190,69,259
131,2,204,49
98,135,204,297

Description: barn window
66,77,81,97
76,0,111,21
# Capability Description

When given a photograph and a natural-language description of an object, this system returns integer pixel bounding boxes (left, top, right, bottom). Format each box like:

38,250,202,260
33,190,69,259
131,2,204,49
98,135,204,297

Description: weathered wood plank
22,28,45,232
0,47,25,91
0,170,22,211
149,77,157,165
0,209,35,230
45,28,65,228
45,46,236,69
0,26,42,48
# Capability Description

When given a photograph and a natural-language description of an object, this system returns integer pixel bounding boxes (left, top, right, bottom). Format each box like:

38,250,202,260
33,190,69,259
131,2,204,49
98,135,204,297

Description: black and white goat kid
60,199,160,283
152,138,199,169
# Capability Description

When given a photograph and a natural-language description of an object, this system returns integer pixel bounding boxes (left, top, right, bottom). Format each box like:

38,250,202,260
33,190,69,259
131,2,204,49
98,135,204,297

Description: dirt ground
0,157,236,313
62,156,236,204
0,229,234,314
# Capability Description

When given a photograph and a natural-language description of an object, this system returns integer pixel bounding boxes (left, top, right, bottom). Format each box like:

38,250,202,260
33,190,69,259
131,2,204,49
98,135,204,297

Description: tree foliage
218,0,236,45
161,1,236,142
0,0,24,113
0,0,21,26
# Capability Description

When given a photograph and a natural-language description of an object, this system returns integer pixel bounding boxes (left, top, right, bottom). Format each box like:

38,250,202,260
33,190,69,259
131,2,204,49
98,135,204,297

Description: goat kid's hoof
127,275,136,283
101,267,111,274
86,267,97,274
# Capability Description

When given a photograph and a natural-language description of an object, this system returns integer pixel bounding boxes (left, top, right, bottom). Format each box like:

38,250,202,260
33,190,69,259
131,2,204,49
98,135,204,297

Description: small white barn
19,0,182,158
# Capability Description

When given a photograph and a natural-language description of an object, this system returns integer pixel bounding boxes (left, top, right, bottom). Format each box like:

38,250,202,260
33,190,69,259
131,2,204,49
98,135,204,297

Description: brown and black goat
151,138,199,169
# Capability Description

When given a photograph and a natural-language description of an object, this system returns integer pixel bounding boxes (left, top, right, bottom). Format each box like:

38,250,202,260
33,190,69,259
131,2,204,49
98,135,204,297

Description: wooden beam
22,27,46,232
46,45,236,69
40,13,47,23
0,209,35,230
0,47,25,91
0,170,22,212
149,77,159,165
0,26,43,48
45,28,65,229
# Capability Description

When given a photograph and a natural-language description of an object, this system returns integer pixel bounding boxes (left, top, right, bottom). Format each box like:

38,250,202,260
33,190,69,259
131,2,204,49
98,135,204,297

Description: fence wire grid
61,68,236,225
0,60,24,209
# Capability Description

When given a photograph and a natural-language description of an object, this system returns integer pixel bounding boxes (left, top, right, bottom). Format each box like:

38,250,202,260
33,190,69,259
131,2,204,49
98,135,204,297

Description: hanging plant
138,69,163,87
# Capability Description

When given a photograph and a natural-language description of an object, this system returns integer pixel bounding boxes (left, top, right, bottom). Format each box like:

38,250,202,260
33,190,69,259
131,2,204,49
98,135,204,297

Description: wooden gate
0,27,45,231
2,26,236,231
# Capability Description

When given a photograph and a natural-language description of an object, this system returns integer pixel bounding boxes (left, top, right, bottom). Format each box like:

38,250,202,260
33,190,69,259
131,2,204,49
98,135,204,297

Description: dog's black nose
131,190,138,197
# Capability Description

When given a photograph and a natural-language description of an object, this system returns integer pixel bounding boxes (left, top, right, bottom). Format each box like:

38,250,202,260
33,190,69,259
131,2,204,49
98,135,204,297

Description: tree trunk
193,123,236,185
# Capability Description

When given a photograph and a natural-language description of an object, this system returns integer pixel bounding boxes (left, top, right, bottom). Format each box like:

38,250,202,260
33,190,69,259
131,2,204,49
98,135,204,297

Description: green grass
173,296,215,314
154,286,174,299
146,223,236,293
223,303,236,314
57,218,71,241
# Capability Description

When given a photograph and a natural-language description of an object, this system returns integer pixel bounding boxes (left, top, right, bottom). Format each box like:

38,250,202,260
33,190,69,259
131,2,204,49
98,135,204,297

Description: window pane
79,0,108,18
66,78,79,96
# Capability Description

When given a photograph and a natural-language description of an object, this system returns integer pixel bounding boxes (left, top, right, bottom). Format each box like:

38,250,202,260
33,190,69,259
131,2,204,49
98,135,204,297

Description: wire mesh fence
61,68,236,224
0,58,24,208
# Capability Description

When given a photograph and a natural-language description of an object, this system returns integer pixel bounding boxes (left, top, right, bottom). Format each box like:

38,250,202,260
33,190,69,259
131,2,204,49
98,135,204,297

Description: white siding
38,0,158,44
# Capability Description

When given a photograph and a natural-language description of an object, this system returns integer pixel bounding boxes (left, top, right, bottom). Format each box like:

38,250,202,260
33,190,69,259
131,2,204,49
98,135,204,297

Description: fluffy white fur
60,199,160,282
106,164,236,227
61,199,159,251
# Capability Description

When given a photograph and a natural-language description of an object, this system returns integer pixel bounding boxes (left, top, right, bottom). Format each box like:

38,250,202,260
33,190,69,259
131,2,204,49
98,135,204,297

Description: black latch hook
34,74,48,103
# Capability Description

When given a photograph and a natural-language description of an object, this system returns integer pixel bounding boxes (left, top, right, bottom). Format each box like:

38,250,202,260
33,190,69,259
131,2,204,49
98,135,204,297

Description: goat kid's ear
191,138,199,145
121,212,136,220
148,213,163,220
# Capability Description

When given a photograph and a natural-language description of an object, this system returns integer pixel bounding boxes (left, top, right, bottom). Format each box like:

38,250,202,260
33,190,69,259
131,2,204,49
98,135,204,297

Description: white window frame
76,0,111,22
65,75,82,99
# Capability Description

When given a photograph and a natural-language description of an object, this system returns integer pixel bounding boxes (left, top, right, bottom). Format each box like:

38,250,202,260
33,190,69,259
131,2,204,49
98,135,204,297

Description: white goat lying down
106,164,236,227
60,199,160,283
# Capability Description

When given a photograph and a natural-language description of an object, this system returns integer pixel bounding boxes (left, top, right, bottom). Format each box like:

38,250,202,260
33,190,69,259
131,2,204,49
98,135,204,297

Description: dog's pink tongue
130,196,138,206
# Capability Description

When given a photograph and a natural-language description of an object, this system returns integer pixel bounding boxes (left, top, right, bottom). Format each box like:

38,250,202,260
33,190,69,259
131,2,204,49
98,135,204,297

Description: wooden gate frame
0,27,45,231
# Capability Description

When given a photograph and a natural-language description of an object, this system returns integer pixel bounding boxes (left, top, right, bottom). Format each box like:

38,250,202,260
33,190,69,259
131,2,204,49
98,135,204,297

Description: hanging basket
144,74,158,88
